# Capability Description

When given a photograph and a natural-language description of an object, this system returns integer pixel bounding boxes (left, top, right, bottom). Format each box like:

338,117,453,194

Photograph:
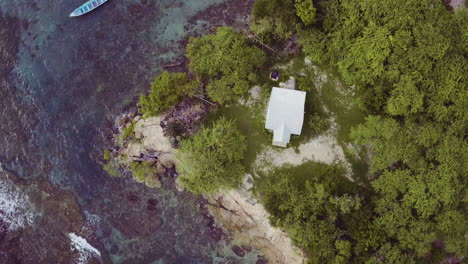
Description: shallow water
0,0,260,263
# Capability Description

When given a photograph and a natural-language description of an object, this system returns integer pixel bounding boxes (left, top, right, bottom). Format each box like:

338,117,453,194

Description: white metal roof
265,87,306,146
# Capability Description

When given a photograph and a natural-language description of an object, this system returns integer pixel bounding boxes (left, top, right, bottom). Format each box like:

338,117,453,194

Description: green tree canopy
251,0,299,40
175,118,247,194
351,116,468,259
139,71,197,117
294,0,316,26
299,0,467,114
186,27,266,104
296,0,468,261
260,162,362,263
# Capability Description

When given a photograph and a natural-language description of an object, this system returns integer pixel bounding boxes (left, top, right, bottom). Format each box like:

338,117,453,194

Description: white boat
69,0,109,17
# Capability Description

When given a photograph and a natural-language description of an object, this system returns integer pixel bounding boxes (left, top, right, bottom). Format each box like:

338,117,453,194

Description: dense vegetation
251,0,299,40
255,0,467,262
175,118,247,194
259,162,362,263
186,27,266,104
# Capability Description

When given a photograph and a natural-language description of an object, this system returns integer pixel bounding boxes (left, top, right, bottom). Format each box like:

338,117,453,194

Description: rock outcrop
120,116,176,189
204,175,306,264
124,116,174,158
118,115,305,263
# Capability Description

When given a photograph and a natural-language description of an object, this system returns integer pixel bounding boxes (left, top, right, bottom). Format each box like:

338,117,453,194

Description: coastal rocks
0,171,93,263
122,115,175,161
231,245,246,257
159,153,175,169
119,115,176,188
131,116,174,154
204,175,306,264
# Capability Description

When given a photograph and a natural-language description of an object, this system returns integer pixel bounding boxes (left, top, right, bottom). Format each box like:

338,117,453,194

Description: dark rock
147,199,158,211
127,192,140,202
119,116,130,127
231,245,245,257
241,245,252,253
256,256,268,264
128,108,138,118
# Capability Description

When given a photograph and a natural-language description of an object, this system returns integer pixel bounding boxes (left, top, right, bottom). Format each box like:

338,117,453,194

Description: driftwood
248,34,277,53
163,62,182,68
194,94,215,105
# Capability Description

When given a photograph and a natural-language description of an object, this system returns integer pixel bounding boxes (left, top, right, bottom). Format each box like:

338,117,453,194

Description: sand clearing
255,122,353,181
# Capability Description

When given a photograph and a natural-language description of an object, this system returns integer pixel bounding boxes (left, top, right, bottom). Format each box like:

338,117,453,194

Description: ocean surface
0,0,260,263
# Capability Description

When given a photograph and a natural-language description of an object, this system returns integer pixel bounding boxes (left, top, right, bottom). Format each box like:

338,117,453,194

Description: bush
103,161,120,177
120,121,136,141
294,0,316,26
129,161,156,183
139,71,197,117
103,149,112,161
176,118,247,194
308,113,330,135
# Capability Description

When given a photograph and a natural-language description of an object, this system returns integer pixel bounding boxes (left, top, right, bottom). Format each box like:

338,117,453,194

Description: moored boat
69,0,109,17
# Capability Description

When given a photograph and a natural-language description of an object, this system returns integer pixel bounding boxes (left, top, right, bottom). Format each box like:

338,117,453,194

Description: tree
139,71,197,117
175,118,247,194
260,162,362,263
186,27,266,104
299,0,467,114
295,0,316,26
251,0,299,39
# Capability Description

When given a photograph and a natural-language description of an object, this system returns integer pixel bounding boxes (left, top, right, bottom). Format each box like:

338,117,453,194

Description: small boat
69,0,109,17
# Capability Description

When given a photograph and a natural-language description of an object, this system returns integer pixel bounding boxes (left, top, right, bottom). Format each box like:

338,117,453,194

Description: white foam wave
0,177,36,231
69,233,101,264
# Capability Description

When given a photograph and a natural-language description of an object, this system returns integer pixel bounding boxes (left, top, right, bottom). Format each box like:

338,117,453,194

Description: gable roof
265,87,306,144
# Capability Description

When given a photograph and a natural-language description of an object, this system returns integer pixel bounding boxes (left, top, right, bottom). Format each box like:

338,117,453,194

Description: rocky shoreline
204,177,305,264
113,112,306,263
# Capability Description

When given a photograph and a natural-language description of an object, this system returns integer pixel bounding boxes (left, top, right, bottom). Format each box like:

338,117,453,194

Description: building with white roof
265,79,306,147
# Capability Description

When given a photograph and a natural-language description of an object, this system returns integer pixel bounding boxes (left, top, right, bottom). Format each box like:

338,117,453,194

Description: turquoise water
0,0,261,263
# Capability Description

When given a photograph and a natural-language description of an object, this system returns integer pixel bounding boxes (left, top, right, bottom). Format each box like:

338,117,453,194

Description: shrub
308,113,330,135
120,121,136,141
129,161,156,183
139,71,197,117
103,161,120,177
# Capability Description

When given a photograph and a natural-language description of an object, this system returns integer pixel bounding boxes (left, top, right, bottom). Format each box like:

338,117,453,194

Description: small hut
265,78,306,147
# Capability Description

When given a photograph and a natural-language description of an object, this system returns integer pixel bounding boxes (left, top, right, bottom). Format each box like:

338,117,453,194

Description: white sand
256,120,353,181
